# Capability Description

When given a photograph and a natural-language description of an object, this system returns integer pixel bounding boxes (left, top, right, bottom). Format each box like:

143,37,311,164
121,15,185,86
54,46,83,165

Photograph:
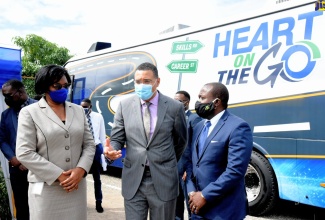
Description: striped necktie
86,113,95,139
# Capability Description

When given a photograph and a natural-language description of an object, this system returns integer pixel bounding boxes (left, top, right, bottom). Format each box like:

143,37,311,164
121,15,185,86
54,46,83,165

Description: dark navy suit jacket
0,98,37,171
187,110,253,220
178,110,202,178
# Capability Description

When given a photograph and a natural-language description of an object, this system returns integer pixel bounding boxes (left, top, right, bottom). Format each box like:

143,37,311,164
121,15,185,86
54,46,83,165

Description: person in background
174,90,202,220
15,64,95,220
0,79,37,220
104,62,187,220
187,82,253,220
80,98,106,213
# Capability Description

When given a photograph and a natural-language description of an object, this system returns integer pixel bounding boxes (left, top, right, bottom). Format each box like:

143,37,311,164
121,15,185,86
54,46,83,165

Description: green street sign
166,60,198,73
171,40,204,54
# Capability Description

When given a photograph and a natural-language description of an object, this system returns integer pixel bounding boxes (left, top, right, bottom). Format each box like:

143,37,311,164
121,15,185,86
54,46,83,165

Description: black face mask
4,94,23,110
195,98,218,119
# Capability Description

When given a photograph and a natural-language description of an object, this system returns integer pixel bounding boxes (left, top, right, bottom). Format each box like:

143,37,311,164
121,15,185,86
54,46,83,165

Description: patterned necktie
198,121,211,156
143,102,151,142
86,113,95,138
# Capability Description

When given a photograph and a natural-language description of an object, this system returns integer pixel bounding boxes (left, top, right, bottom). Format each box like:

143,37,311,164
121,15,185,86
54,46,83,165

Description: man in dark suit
104,62,187,220
187,82,253,220
0,79,37,220
174,90,202,220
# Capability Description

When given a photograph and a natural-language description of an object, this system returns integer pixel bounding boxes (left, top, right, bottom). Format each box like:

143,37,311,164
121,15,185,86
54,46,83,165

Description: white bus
64,1,325,215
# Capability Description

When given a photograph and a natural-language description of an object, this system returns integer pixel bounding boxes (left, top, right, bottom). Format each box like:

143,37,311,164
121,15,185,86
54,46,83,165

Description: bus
64,1,325,215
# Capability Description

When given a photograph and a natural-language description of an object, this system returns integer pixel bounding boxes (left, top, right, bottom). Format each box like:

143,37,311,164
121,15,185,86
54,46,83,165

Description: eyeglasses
52,83,71,90
3,89,20,99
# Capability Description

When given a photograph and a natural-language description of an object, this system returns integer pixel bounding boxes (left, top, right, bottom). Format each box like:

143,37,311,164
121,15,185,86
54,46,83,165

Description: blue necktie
198,121,211,156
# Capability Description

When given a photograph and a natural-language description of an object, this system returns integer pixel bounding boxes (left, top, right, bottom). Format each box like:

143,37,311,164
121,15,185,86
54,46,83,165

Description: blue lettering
272,17,294,46
226,69,239,85
249,23,269,51
213,31,231,58
232,26,250,55
238,68,251,84
298,11,323,40
218,70,228,83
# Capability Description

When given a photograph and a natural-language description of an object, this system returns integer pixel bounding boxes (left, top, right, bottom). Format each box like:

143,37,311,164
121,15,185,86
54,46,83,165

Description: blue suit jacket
187,110,253,220
0,98,37,166
178,110,202,178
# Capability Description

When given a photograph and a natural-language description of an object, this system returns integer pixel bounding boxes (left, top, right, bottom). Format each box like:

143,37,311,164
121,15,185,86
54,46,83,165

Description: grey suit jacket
110,92,187,201
16,98,95,185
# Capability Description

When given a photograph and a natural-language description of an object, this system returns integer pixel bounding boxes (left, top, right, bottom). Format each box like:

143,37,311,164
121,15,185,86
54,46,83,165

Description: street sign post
166,60,198,73
171,40,204,54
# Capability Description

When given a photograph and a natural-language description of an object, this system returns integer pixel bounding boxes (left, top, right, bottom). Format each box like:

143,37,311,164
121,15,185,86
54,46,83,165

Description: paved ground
87,170,125,220
86,169,325,220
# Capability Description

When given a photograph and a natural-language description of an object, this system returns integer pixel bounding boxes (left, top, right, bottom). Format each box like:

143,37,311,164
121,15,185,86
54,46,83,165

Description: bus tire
245,151,278,216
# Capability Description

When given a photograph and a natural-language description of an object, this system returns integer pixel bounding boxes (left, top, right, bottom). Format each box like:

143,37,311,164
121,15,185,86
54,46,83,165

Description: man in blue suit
187,82,253,220
0,79,37,220
174,90,202,220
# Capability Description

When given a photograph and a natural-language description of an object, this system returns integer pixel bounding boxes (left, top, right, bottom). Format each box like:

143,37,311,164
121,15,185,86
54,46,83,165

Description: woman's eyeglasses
52,83,71,90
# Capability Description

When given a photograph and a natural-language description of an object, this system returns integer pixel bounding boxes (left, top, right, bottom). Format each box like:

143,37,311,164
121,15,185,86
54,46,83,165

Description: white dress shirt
89,111,106,146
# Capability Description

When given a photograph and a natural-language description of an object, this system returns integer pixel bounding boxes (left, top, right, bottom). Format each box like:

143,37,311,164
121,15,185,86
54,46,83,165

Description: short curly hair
35,64,71,95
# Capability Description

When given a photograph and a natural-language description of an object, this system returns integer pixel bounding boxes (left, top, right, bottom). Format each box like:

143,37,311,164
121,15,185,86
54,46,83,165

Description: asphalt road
87,168,325,220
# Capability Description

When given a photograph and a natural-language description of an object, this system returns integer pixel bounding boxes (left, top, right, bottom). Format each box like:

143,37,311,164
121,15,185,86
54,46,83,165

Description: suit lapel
197,111,229,162
64,102,74,129
133,96,148,145
11,110,18,133
149,93,167,145
38,98,68,131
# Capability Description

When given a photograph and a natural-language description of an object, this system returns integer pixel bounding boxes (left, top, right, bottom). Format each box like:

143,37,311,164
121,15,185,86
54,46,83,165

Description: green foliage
12,34,74,97
0,169,11,220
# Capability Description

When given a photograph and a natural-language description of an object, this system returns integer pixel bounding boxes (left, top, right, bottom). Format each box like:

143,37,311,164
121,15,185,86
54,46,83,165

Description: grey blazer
110,92,188,201
16,98,95,185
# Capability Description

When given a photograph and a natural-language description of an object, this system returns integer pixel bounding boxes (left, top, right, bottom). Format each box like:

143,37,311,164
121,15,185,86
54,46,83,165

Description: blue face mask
134,83,155,101
49,88,68,104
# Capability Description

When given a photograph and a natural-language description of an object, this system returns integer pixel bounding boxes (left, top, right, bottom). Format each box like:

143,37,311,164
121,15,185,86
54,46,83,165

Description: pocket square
211,140,219,143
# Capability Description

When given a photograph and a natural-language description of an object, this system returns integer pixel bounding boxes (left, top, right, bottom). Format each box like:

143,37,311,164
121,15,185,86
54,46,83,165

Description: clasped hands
58,167,85,193
188,191,206,214
103,138,122,160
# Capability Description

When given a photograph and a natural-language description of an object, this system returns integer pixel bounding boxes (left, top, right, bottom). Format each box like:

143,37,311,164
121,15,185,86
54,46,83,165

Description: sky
0,0,269,56
0,0,221,56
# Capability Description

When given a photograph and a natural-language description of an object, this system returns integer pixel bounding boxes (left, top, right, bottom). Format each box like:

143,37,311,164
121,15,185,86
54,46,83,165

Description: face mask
49,88,68,104
134,82,156,101
4,96,22,110
195,98,218,119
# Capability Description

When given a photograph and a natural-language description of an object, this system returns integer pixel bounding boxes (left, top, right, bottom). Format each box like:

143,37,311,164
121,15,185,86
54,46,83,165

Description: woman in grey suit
16,65,95,220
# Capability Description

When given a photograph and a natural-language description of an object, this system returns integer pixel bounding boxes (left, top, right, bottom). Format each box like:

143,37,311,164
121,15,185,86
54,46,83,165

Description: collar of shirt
21,97,31,109
207,110,225,136
140,91,159,106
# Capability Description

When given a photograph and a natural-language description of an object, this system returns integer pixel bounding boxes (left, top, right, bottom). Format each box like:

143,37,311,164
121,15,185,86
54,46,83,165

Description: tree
12,34,73,97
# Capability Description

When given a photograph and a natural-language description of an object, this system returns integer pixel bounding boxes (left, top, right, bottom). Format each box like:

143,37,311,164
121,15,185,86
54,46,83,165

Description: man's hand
9,156,21,167
59,167,85,192
104,138,122,160
189,191,207,214
182,171,187,181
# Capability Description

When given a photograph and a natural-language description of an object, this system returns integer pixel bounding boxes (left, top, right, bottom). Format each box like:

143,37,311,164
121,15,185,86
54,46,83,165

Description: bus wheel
245,151,278,216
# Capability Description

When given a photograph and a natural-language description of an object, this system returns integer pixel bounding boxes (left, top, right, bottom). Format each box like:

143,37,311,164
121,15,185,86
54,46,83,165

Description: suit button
196,165,199,168
65,133,69,138
142,164,144,167
65,146,69,150
66,158,70,162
